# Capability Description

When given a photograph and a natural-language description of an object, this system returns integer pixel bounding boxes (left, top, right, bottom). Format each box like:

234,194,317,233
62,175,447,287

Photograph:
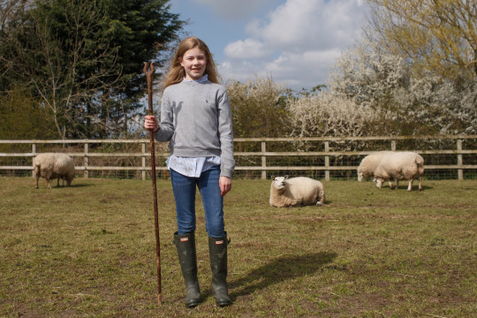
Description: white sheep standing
33,153,75,189
269,176,325,208
357,151,394,182
357,151,424,191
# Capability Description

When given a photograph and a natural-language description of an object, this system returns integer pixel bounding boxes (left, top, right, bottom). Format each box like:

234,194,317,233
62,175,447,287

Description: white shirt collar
182,74,209,83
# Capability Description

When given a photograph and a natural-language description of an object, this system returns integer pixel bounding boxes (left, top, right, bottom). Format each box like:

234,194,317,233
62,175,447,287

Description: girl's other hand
219,176,232,196
144,115,159,132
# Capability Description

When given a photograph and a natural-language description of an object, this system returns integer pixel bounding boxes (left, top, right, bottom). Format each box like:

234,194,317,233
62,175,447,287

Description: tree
329,45,477,135
226,77,291,138
0,86,56,139
0,0,183,139
1,0,122,139
0,0,31,30
93,0,184,137
366,0,477,82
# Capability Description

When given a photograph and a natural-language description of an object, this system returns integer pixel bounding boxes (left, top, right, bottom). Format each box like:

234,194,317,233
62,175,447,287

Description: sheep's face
272,176,287,190
373,177,384,188
357,167,371,182
33,165,40,176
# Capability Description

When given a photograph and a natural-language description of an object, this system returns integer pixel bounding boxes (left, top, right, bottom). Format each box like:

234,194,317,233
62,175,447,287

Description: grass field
1,177,476,318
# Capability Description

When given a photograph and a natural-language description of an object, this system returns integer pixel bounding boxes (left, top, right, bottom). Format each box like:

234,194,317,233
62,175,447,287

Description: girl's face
180,47,207,80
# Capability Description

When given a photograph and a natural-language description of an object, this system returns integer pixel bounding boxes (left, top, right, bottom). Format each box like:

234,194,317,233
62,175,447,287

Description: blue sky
169,0,369,90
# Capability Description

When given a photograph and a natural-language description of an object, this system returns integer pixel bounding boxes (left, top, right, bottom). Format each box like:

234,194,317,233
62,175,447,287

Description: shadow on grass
35,182,92,189
51,183,92,188
68,183,92,188
228,251,337,298
382,185,433,191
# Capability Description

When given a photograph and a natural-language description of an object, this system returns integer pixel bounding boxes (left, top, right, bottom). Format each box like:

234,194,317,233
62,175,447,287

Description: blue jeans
170,167,225,238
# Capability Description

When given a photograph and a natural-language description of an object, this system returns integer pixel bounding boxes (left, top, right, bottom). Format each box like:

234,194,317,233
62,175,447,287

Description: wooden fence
1,135,477,180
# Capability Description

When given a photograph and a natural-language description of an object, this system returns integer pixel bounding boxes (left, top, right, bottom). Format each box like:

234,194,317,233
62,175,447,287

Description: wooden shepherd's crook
144,62,162,305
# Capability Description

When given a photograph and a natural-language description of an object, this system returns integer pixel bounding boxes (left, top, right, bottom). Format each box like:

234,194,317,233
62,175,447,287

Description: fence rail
1,135,477,180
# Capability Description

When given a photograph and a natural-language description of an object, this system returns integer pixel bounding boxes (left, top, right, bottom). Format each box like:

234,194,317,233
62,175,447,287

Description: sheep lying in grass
269,176,325,207
357,151,424,191
33,153,75,189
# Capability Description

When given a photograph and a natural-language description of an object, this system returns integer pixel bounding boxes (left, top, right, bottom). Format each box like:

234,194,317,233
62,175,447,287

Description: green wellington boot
174,232,201,308
208,234,232,307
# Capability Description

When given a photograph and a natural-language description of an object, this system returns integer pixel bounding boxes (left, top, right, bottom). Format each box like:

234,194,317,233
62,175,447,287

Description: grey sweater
155,79,235,178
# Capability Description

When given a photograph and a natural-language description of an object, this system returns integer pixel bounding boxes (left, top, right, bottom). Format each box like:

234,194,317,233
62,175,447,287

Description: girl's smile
180,47,207,80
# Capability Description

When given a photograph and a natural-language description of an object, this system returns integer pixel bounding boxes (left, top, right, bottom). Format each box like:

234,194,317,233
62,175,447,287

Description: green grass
1,177,476,318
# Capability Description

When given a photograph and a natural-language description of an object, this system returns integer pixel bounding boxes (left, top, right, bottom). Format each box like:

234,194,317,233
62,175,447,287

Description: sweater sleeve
155,90,174,142
217,87,235,178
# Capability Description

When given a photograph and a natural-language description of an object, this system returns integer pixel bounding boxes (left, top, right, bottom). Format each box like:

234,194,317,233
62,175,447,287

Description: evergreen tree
0,0,183,139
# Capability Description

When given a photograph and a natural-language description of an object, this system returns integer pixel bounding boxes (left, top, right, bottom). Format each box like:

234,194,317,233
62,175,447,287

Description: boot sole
217,301,232,307
186,302,200,308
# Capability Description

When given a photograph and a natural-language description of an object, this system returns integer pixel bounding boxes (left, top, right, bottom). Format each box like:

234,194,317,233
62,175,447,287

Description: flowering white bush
329,48,407,110
325,46,477,135
227,46,476,139
286,92,380,138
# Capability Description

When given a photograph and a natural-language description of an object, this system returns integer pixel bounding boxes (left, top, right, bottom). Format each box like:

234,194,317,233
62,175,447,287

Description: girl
144,37,234,307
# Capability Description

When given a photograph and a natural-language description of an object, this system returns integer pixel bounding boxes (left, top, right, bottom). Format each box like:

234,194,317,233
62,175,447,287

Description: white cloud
249,0,364,50
251,0,320,48
221,0,368,89
192,0,276,19
224,39,271,59
220,49,341,87
219,61,269,83
265,49,342,84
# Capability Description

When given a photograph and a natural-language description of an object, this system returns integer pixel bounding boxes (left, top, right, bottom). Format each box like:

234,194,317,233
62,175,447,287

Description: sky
169,0,369,90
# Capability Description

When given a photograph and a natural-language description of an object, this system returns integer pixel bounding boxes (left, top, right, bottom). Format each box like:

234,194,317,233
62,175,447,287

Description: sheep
357,151,424,191
33,153,75,189
357,151,394,182
269,176,325,208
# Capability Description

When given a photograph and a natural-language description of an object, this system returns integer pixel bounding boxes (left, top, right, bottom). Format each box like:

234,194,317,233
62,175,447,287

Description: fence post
261,141,267,180
84,143,89,178
31,143,36,177
391,140,396,151
324,141,330,181
457,139,463,180
142,142,146,181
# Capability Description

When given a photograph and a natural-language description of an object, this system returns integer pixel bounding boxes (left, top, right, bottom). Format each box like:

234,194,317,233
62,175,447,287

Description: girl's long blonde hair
163,37,220,88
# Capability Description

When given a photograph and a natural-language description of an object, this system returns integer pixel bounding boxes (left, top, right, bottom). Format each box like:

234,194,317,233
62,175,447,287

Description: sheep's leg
388,179,395,189
418,176,423,191
396,179,399,189
316,190,325,205
376,178,384,189
281,197,298,207
290,199,299,207
45,172,52,189
315,195,322,206
35,175,39,189
407,179,413,191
